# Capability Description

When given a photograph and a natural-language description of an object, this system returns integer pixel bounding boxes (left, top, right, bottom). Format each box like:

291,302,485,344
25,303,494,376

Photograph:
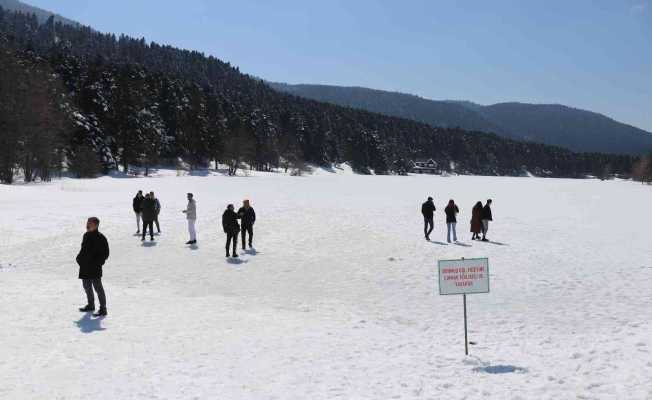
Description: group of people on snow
133,190,162,241
421,197,493,243
75,193,494,319
222,200,256,258
76,193,258,318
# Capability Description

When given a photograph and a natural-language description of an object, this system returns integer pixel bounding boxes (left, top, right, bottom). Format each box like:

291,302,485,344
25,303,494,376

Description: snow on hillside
1,174,651,399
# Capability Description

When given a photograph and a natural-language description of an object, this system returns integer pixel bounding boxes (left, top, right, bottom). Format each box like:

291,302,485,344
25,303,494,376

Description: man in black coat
481,199,493,242
421,196,436,241
141,193,157,241
76,217,110,317
133,190,144,234
237,199,256,250
222,204,241,258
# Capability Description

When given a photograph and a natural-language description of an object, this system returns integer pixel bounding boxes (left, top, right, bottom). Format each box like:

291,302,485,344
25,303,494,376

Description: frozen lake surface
1,173,651,399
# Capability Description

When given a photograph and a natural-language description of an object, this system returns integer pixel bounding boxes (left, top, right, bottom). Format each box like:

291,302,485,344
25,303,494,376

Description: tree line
0,7,642,184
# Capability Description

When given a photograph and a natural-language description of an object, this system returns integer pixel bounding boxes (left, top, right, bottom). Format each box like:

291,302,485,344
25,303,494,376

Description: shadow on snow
472,365,527,374
75,313,106,333
227,257,249,265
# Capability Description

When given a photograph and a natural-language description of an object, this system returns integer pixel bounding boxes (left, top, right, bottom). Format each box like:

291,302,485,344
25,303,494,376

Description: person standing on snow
151,191,161,234
76,217,110,317
470,201,483,240
133,190,144,234
222,204,240,258
421,196,436,241
444,199,459,243
182,193,197,245
141,193,157,241
237,199,256,250
481,199,493,242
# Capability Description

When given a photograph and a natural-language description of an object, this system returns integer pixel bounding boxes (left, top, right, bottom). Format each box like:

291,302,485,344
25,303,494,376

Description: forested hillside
0,7,636,183
273,83,652,155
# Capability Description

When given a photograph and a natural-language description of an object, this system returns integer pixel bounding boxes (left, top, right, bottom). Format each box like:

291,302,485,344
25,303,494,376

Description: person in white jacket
182,193,197,244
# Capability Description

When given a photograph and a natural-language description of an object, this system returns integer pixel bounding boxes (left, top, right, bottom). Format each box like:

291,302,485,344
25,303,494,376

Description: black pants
82,278,106,309
226,231,238,255
424,217,434,238
241,224,253,248
142,220,154,240
154,215,160,233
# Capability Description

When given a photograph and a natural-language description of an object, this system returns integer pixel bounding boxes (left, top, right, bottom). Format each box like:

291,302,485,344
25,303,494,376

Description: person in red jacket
470,201,483,240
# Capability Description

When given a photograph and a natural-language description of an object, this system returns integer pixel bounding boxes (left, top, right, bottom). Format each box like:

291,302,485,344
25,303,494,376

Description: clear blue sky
28,0,652,131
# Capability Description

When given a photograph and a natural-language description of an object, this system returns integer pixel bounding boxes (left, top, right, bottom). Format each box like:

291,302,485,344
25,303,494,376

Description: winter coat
133,195,144,213
482,204,493,221
444,204,459,223
154,198,161,215
141,198,157,222
237,206,256,227
185,199,197,220
222,209,240,234
76,231,109,280
471,205,483,233
421,200,436,219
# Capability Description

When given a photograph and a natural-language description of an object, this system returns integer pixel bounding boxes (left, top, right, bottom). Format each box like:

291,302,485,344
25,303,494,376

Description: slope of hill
0,0,78,25
0,6,636,183
272,83,652,155
476,102,652,155
270,83,502,133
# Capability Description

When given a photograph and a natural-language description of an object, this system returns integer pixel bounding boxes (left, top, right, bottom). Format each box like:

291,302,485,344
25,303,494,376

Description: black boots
79,305,107,317
93,308,107,317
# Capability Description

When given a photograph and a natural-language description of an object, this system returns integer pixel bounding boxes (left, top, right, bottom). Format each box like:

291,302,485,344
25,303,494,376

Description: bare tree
222,119,256,176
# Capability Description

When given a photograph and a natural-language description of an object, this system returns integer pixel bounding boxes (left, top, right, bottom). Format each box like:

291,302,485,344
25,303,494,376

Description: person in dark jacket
222,204,241,257
470,201,483,240
141,193,157,241
444,199,459,243
133,190,144,234
481,199,493,242
421,197,436,241
151,191,161,234
237,199,256,250
76,217,110,317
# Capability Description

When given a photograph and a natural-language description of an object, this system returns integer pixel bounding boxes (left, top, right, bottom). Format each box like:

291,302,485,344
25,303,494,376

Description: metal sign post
463,293,468,356
438,257,489,355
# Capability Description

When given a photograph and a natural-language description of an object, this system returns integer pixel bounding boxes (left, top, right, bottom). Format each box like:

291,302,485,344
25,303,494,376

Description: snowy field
1,172,651,400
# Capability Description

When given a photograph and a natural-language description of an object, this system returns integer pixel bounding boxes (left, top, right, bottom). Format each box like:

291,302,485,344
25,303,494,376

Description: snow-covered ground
1,173,651,399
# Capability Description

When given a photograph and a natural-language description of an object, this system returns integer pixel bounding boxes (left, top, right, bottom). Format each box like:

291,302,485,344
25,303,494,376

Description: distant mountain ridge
0,0,78,26
271,83,652,155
